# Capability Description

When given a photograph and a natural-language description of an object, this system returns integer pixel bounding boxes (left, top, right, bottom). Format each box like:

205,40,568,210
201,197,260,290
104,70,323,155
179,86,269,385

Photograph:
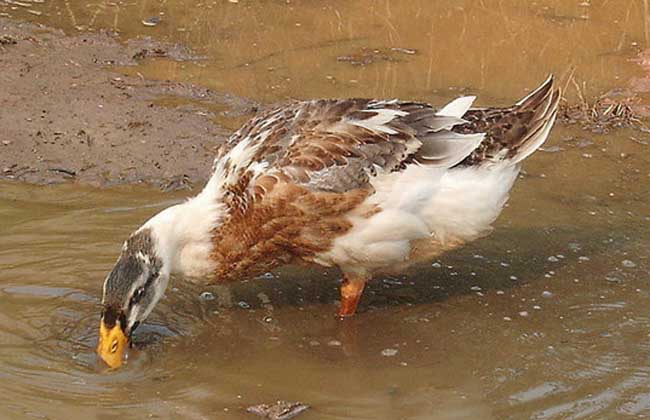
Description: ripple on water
503,293,650,419
0,275,195,412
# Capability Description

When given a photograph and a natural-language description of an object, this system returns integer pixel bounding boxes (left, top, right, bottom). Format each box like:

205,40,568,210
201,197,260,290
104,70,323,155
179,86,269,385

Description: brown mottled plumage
458,78,560,165
206,78,559,286
98,76,560,368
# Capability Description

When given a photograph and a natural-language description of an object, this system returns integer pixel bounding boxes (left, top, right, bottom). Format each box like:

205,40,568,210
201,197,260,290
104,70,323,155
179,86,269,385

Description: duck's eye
131,287,145,305
110,339,118,354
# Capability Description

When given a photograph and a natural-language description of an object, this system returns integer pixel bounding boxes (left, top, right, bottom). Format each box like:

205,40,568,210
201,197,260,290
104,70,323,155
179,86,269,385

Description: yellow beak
97,319,128,368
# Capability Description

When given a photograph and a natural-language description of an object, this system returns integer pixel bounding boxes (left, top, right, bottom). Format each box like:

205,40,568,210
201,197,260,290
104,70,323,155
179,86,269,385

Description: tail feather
510,87,560,164
453,75,561,166
515,74,555,107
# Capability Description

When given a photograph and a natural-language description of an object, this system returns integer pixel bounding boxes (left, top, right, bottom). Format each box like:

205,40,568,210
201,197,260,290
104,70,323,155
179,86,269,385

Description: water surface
1,1,650,419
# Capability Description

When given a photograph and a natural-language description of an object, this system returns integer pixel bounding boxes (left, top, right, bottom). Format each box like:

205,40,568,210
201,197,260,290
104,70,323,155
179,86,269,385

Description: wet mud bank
1,15,648,191
0,18,256,190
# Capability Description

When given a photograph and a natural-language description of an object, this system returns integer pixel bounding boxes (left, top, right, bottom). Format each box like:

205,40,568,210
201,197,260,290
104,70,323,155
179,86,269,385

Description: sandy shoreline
0,18,256,190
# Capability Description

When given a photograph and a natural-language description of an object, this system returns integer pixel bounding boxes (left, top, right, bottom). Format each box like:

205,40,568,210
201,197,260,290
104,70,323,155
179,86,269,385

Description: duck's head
97,227,170,368
97,194,225,368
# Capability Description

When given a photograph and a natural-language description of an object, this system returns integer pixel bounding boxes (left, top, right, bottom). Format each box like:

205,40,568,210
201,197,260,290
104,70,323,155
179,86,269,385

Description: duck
97,76,561,368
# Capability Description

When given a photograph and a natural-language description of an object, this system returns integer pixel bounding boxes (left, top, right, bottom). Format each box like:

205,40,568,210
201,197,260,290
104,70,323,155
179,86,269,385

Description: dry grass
558,76,646,133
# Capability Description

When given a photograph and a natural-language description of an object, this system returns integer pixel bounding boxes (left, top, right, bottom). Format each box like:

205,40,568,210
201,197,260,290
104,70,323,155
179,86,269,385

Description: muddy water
1,0,650,419
2,0,649,105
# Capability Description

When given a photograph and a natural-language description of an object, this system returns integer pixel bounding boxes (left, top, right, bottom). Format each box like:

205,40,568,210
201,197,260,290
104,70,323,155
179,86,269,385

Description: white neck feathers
140,189,226,278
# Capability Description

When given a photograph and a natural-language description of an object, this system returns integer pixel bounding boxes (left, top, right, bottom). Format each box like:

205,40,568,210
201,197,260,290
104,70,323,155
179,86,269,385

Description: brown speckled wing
231,99,476,196
208,79,559,281
209,99,479,280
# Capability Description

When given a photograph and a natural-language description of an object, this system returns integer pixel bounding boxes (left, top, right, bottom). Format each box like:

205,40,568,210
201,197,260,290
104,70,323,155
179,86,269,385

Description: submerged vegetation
558,77,647,132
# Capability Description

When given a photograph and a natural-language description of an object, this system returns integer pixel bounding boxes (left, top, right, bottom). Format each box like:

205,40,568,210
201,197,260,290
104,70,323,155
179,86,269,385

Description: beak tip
97,320,128,369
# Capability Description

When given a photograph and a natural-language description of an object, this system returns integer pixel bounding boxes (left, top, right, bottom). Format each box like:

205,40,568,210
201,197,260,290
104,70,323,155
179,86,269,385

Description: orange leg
338,275,368,318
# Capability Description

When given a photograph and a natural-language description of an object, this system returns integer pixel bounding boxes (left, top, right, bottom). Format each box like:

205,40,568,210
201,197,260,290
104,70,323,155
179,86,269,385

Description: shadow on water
194,221,634,313
1,124,649,420
1,0,650,418
1,131,648,419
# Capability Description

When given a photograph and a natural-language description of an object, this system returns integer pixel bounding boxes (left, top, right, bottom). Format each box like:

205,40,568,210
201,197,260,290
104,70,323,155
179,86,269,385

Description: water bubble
547,256,559,262
141,16,161,27
431,262,441,268
238,301,251,309
500,262,511,267
470,286,482,291
503,316,512,321
533,305,542,310
328,340,342,347
381,348,399,357
578,256,590,262
257,292,271,305
568,242,582,251
542,291,553,298
199,291,215,301
496,290,505,295
622,260,637,268
510,275,518,281
518,311,529,317
383,278,403,286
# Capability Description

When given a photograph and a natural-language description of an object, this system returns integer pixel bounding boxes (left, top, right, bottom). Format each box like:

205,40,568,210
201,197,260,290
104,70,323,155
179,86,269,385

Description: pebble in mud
247,401,309,420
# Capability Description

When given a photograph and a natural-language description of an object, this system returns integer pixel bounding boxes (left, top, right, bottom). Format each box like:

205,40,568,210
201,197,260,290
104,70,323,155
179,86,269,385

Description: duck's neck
141,192,227,278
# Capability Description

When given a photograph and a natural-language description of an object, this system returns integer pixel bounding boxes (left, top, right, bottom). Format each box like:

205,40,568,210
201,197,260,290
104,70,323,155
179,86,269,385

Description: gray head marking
102,228,162,310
